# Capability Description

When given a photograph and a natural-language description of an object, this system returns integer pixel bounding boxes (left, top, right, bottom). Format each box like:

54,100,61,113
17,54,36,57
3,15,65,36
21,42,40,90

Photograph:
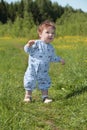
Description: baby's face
39,26,55,43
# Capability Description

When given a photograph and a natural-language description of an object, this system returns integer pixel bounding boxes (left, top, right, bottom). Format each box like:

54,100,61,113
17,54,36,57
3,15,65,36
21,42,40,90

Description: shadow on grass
65,86,87,99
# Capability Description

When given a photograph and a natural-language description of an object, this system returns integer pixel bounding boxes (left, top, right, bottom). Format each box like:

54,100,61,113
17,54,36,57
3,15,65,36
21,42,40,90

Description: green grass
0,36,87,130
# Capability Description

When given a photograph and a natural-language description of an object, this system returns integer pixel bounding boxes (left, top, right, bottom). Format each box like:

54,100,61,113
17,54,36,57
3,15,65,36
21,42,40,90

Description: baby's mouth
48,37,53,40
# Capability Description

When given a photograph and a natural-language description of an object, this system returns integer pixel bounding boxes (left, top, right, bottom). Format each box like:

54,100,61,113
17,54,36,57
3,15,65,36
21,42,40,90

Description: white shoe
24,96,32,102
43,98,52,103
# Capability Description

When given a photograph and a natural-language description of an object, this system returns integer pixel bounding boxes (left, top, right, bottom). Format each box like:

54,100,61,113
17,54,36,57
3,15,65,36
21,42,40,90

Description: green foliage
0,0,87,37
0,37,87,130
0,0,64,24
0,0,8,23
0,11,87,37
56,12,87,36
0,13,37,38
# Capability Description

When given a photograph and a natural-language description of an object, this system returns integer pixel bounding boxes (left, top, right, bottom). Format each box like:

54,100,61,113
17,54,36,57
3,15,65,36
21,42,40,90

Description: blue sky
51,0,87,12
4,0,87,12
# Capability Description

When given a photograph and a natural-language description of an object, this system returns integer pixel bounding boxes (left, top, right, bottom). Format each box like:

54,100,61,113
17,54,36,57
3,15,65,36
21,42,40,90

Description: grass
0,36,87,130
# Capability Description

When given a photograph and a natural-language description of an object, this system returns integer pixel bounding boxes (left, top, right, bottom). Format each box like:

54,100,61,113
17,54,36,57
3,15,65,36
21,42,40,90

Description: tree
0,0,8,23
17,0,24,18
52,2,64,21
35,0,53,23
8,3,16,22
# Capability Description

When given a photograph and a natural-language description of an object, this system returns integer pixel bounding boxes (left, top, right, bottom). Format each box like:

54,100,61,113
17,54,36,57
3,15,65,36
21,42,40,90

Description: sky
4,0,87,13
51,0,87,12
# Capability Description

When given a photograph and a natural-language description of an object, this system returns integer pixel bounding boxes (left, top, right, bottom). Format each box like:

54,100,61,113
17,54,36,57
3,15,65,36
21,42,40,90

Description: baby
23,20,65,103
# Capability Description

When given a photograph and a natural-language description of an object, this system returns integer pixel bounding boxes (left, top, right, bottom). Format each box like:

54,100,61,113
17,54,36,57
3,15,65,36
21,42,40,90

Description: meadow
0,36,87,130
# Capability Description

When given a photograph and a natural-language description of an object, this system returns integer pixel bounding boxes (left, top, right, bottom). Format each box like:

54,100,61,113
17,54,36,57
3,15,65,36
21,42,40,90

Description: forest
0,0,87,37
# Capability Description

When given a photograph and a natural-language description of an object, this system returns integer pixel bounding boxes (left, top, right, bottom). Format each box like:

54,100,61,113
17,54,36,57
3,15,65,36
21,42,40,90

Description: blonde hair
37,20,56,35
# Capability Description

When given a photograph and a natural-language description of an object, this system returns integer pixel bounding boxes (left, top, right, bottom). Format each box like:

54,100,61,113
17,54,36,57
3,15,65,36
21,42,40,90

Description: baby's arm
24,40,35,53
60,59,65,65
50,46,65,65
26,40,35,47
51,55,65,65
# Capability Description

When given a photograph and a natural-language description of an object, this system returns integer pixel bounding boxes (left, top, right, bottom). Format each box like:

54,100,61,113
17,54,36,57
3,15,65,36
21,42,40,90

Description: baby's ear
37,31,41,38
38,32,42,38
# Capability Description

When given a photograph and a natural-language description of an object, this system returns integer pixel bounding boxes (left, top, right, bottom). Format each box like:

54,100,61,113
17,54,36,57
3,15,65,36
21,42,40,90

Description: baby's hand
60,59,65,65
27,40,35,47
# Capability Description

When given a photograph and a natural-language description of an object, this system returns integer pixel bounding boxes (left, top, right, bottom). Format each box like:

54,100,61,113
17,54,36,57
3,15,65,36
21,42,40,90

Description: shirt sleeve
24,41,37,54
50,45,61,62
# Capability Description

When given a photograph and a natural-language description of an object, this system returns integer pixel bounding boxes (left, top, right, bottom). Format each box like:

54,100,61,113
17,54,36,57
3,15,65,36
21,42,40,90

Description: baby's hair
37,20,56,35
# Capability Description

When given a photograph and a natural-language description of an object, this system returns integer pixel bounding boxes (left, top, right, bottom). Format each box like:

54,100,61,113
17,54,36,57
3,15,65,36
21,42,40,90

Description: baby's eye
52,32,55,35
46,31,55,35
46,31,49,34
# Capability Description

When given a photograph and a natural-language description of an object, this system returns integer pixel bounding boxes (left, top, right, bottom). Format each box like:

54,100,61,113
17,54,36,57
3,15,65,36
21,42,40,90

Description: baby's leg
41,90,52,103
41,89,48,99
23,69,36,102
24,90,32,102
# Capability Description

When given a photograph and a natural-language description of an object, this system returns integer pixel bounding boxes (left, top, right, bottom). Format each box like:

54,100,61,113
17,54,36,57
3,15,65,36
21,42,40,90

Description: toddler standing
23,20,65,103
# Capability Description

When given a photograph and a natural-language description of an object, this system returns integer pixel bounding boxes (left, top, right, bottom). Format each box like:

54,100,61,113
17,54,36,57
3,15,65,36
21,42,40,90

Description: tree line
0,0,83,24
0,0,87,37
